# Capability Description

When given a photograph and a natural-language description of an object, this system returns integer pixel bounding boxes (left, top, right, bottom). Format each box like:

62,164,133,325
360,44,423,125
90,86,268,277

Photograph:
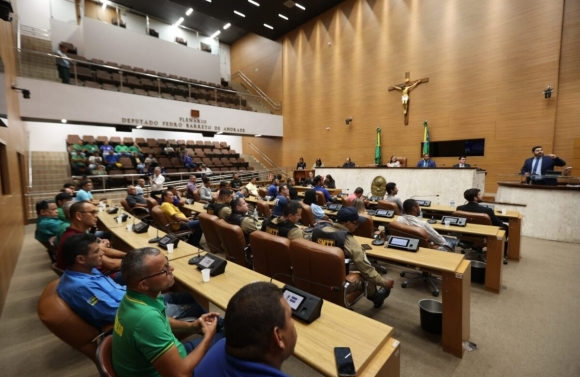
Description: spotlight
543,84,554,99
11,86,31,99
345,116,352,125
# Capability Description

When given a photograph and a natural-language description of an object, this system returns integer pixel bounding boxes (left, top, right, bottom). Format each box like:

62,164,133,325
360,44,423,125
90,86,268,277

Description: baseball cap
337,207,366,223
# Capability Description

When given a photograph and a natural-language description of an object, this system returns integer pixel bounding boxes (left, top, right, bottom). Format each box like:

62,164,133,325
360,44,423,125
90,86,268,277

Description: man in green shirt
85,141,99,154
55,192,73,222
55,200,74,247
70,150,88,175
128,143,143,158
35,199,63,243
113,248,223,377
114,141,132,157
72,142,86,152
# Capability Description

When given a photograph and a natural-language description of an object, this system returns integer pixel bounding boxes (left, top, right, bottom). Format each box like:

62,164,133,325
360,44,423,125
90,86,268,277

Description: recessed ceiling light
264,24,273,29
255,134,262,137
206,0,211,2
295,3,305,10
175,17,184,26
216,131,223,135
136,124,143,129
248,0,260,6
101,1,107,10
210,30,221,39
234,10,245,17
223,23,231,30
279,14,288,20
61,119,67,123
185,8,193,16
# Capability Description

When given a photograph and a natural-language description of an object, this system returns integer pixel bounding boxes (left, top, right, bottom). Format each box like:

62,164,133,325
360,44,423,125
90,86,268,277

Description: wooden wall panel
0,20,28,316
231,0,577,193
85,1,118,24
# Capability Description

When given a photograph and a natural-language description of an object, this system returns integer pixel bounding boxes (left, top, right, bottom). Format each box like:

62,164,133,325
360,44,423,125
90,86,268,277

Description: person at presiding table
261,201,304,241
56,201,126,279
230,173,243,190
520,145,566,186
453,156,471,168
417,153,436,168
160,190,203,248
303,189,329,221
272,185,290,217
245,177,260,197
342,157,356,168
207,189,233,220
312,158,324,169
311,207,394,308
397,199,457,251
313,175,332,203
267,178,279,198
113,247,224,377
386,155,401,168
226,197,259,243
55,192,74,221
126,185,148,209
195,282,297,377
296,157,307,170
35,199,63,244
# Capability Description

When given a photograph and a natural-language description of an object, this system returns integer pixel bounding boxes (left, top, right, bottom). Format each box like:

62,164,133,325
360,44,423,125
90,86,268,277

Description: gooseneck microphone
269,273,340,292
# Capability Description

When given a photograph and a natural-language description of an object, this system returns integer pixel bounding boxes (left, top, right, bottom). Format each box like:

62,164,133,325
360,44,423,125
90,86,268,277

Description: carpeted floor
0,225,579,376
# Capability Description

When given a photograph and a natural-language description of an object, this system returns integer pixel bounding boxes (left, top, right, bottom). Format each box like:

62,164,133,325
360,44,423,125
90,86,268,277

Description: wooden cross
388,72,429,125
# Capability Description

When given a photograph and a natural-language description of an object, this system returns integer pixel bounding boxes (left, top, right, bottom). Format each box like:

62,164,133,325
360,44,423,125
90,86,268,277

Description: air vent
283,1,295,8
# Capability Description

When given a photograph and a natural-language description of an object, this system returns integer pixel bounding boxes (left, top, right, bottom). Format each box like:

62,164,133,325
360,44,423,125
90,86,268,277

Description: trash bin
418,299,442,334
471,261,486,284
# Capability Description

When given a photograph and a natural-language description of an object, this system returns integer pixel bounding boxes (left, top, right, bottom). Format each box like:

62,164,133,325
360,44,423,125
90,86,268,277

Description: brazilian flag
375,128,382,165
422,121,430,155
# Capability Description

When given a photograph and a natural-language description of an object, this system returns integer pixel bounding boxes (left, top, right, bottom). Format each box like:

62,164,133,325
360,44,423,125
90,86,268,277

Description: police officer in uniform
226,197,259,244
261,201,304,241
207,189,233,219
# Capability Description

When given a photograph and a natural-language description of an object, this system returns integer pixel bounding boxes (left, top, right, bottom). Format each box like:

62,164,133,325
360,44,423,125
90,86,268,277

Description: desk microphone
411,194,440,199
148,226,162,243
269,273,340,292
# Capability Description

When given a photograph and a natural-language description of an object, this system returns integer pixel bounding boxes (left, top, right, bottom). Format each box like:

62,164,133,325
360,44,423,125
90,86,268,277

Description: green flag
422,121,430,155
375,128,382,165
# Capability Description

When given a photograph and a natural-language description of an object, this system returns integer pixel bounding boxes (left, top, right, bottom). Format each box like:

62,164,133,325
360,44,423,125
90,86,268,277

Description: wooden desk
293,170,314,182
294,185,343,196
172,256,400,376
419,204,522,262
356,236,470,358
183,202,208,214
97,210,133,229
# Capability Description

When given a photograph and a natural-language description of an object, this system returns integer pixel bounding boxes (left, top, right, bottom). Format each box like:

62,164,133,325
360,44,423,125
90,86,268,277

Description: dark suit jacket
342,162,356,168
417,159,436,168
456,201,505,228
521,156,566,185
453,163,471,168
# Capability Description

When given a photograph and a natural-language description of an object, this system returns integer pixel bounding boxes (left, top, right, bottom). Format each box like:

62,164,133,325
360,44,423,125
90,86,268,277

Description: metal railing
247,142,289,179
231,71,282,112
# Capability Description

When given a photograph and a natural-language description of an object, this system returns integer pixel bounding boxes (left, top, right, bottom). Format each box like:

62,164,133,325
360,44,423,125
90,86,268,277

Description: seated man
186,175,198,200
114,141,132,157
136,178,146,196
226,197,258,243
245,177,259,197
76,180,100,205
453,156,471,168
199,176,213,202
195,282,296,376
287,177,298,200
303,189,328,221
158,185,186,207
383,182,403,213
55,201,75,247
55,192,73,221
234,187,250,199
104,150,120,170
35,199,63,243
85,140,100,155
397,199,456,251
230,173,243,190
267,178,279,198
261,200,304,241
180,151,197,171
207,189,233,219
311,207,394,308
417,153,436,168
313,175,332,203
200,163,212,175
342,157,356,168
457,188,507,230
113,247,223,376
348,187,365,202
126,185,148,209
212,181,230,202
160,190,203,247
303,171,314,186
272,185,289,217
99,140,114,155
70,150,88,175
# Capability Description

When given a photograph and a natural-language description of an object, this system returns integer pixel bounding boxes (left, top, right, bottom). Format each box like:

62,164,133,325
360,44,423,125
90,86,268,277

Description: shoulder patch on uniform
87,295,99,306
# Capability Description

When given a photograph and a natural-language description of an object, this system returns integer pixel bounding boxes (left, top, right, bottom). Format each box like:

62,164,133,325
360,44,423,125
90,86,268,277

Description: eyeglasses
350,221,360,228
141,259,170,281
79,210,99,215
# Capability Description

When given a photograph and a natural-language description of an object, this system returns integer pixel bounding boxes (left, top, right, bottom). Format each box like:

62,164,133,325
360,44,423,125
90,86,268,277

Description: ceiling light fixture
101,0,107,10
206,0,211,2
210,30,221,39
264,24,273,29
234,10,245,17
185,8,193,16
279,14,288,20
255,134,262,137
223,23,231,29
136,124,143,129
61,119,67,123
175,17,184,26
216,131,223,135
248,0,260,6
295,3,305,10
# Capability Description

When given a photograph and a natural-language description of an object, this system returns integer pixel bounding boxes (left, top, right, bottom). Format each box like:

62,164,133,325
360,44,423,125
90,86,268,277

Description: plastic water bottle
450,199,455,209
253,207,258,219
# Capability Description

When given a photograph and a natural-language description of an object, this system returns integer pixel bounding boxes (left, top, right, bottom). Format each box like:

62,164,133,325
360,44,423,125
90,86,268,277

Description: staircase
19,36,59,82
230,82,273,115
241,154,269,179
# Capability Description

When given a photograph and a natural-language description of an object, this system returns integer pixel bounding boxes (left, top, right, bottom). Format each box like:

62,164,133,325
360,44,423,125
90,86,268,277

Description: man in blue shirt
75,180,98,204
99,140,115,155
57,233,221,331
195,282,296,377
313,175,332,203
272,185,289,217
35,199,63,243
104,150,120,170
267,178,279,198
416,153,437,168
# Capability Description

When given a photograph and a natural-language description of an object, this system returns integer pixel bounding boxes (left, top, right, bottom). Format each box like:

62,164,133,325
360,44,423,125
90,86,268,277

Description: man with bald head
126,185,147,209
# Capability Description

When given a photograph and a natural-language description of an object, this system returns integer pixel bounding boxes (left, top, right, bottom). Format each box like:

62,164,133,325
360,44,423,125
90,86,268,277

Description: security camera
543,84,554,99
0,0,14,22
11,86,31,99
345,117,352,125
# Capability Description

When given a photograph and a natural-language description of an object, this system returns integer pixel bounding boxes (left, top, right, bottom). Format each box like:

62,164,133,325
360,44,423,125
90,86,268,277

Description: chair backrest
120,199,131,213
388,222,431,248
146,197,158,211
299,202,316,227
452,210,492,225
96,335,117,377
249,231,293,285
395,156,407,167
258,188,268,199
377,200,400,215
257,201,271,218
316,191,326,206
342,195,352,207
353,213,374,238
37,279,101,362
289,239,346,307
214,219,251,268
198,212,223,254
151,205,171,231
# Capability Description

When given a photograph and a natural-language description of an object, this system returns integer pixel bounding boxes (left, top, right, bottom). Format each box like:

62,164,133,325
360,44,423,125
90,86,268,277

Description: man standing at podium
521,146,566,186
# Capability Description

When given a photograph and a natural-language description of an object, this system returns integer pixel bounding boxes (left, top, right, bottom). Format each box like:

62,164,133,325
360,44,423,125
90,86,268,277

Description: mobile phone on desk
334,347,356,377
361,244,372,250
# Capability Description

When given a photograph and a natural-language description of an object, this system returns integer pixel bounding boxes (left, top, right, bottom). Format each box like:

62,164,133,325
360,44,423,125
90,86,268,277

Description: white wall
50,0,76,24
10,76,284,137
82,18,221,83
16,0,51,31
26,121,243,153
50,18,84,55
219,43,231,81
122,11,147,35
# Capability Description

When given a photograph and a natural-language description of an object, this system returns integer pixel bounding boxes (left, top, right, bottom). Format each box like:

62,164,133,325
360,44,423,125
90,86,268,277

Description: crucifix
388,72,429,125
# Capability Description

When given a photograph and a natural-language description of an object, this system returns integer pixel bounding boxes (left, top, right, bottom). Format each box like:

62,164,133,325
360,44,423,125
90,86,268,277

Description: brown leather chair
96,335,117,377
120,199,132,213
452,210,491,262
39,236,58,262
51,262,65,277
342,195,352,207
395,156,407,167
214,219,252,269
353,213,374,238
249,231,293,285
378,200,400,215
299,202,316,227
150,206,192,241
198,212,223,254
38,280,109,363
257,201,271,218
316,191,326,206
388,222,441,296
289,239,366,308
146,197,158,211
258,187,268,199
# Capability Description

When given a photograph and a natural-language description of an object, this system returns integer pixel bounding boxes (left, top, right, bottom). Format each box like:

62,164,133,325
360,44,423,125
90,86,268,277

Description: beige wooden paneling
85,1,118,24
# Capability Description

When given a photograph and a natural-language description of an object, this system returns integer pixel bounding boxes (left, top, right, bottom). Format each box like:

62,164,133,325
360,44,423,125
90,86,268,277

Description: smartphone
361,244,372,250
334,347,356,377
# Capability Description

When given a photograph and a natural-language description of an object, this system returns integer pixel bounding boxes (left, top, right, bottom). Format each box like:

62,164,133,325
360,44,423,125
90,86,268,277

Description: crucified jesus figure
392,78,422,115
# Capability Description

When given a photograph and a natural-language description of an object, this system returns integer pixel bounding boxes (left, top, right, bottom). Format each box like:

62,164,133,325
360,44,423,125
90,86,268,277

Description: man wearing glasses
113,247,223,376
311,207,394,308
